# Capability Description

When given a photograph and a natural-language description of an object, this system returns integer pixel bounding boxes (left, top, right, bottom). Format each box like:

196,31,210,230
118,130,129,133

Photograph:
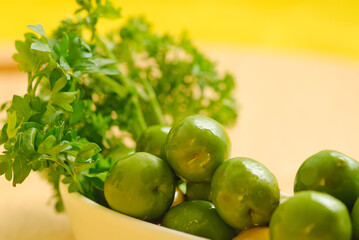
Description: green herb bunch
0,0,237,212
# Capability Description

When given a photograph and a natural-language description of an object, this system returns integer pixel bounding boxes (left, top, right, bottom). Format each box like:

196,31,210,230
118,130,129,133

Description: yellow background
1,0,359,60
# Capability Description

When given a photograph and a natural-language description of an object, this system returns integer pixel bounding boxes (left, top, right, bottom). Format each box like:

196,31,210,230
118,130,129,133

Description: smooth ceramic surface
60,183,206,240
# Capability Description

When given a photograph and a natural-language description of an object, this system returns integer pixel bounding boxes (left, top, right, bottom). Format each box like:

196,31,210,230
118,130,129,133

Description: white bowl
59,183,207,240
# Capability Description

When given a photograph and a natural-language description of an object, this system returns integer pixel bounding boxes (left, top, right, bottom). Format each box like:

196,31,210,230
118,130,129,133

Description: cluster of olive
103,115,359,240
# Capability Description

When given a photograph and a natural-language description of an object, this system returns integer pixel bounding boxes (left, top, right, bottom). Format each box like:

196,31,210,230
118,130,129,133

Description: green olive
294,150,359,209
270,191,352,240
162,200,237,240
136,125,171,161
165,115,231,182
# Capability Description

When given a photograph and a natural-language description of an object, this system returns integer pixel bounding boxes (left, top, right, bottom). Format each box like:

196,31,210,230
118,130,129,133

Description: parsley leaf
0,0,237,212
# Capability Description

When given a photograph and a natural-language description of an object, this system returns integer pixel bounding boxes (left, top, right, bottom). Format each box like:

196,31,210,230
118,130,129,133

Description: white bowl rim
60,182,207,240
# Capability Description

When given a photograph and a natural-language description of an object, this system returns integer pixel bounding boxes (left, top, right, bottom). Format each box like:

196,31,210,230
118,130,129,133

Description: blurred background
1,1,359,239
1,0,359,58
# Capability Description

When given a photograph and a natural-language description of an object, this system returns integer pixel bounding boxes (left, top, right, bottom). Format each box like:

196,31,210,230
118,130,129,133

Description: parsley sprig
0,0,237,212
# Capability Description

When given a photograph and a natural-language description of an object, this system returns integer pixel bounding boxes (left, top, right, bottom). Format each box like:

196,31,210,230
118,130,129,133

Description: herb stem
131,96,147,137
27,72,33,94
94,34,164,125
140,77,165,125
93,74,127,97
46,157,85,194
94,73,147,136
32,76,43,96
95,35,117,60
117,74,147,133
93,35,151,132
